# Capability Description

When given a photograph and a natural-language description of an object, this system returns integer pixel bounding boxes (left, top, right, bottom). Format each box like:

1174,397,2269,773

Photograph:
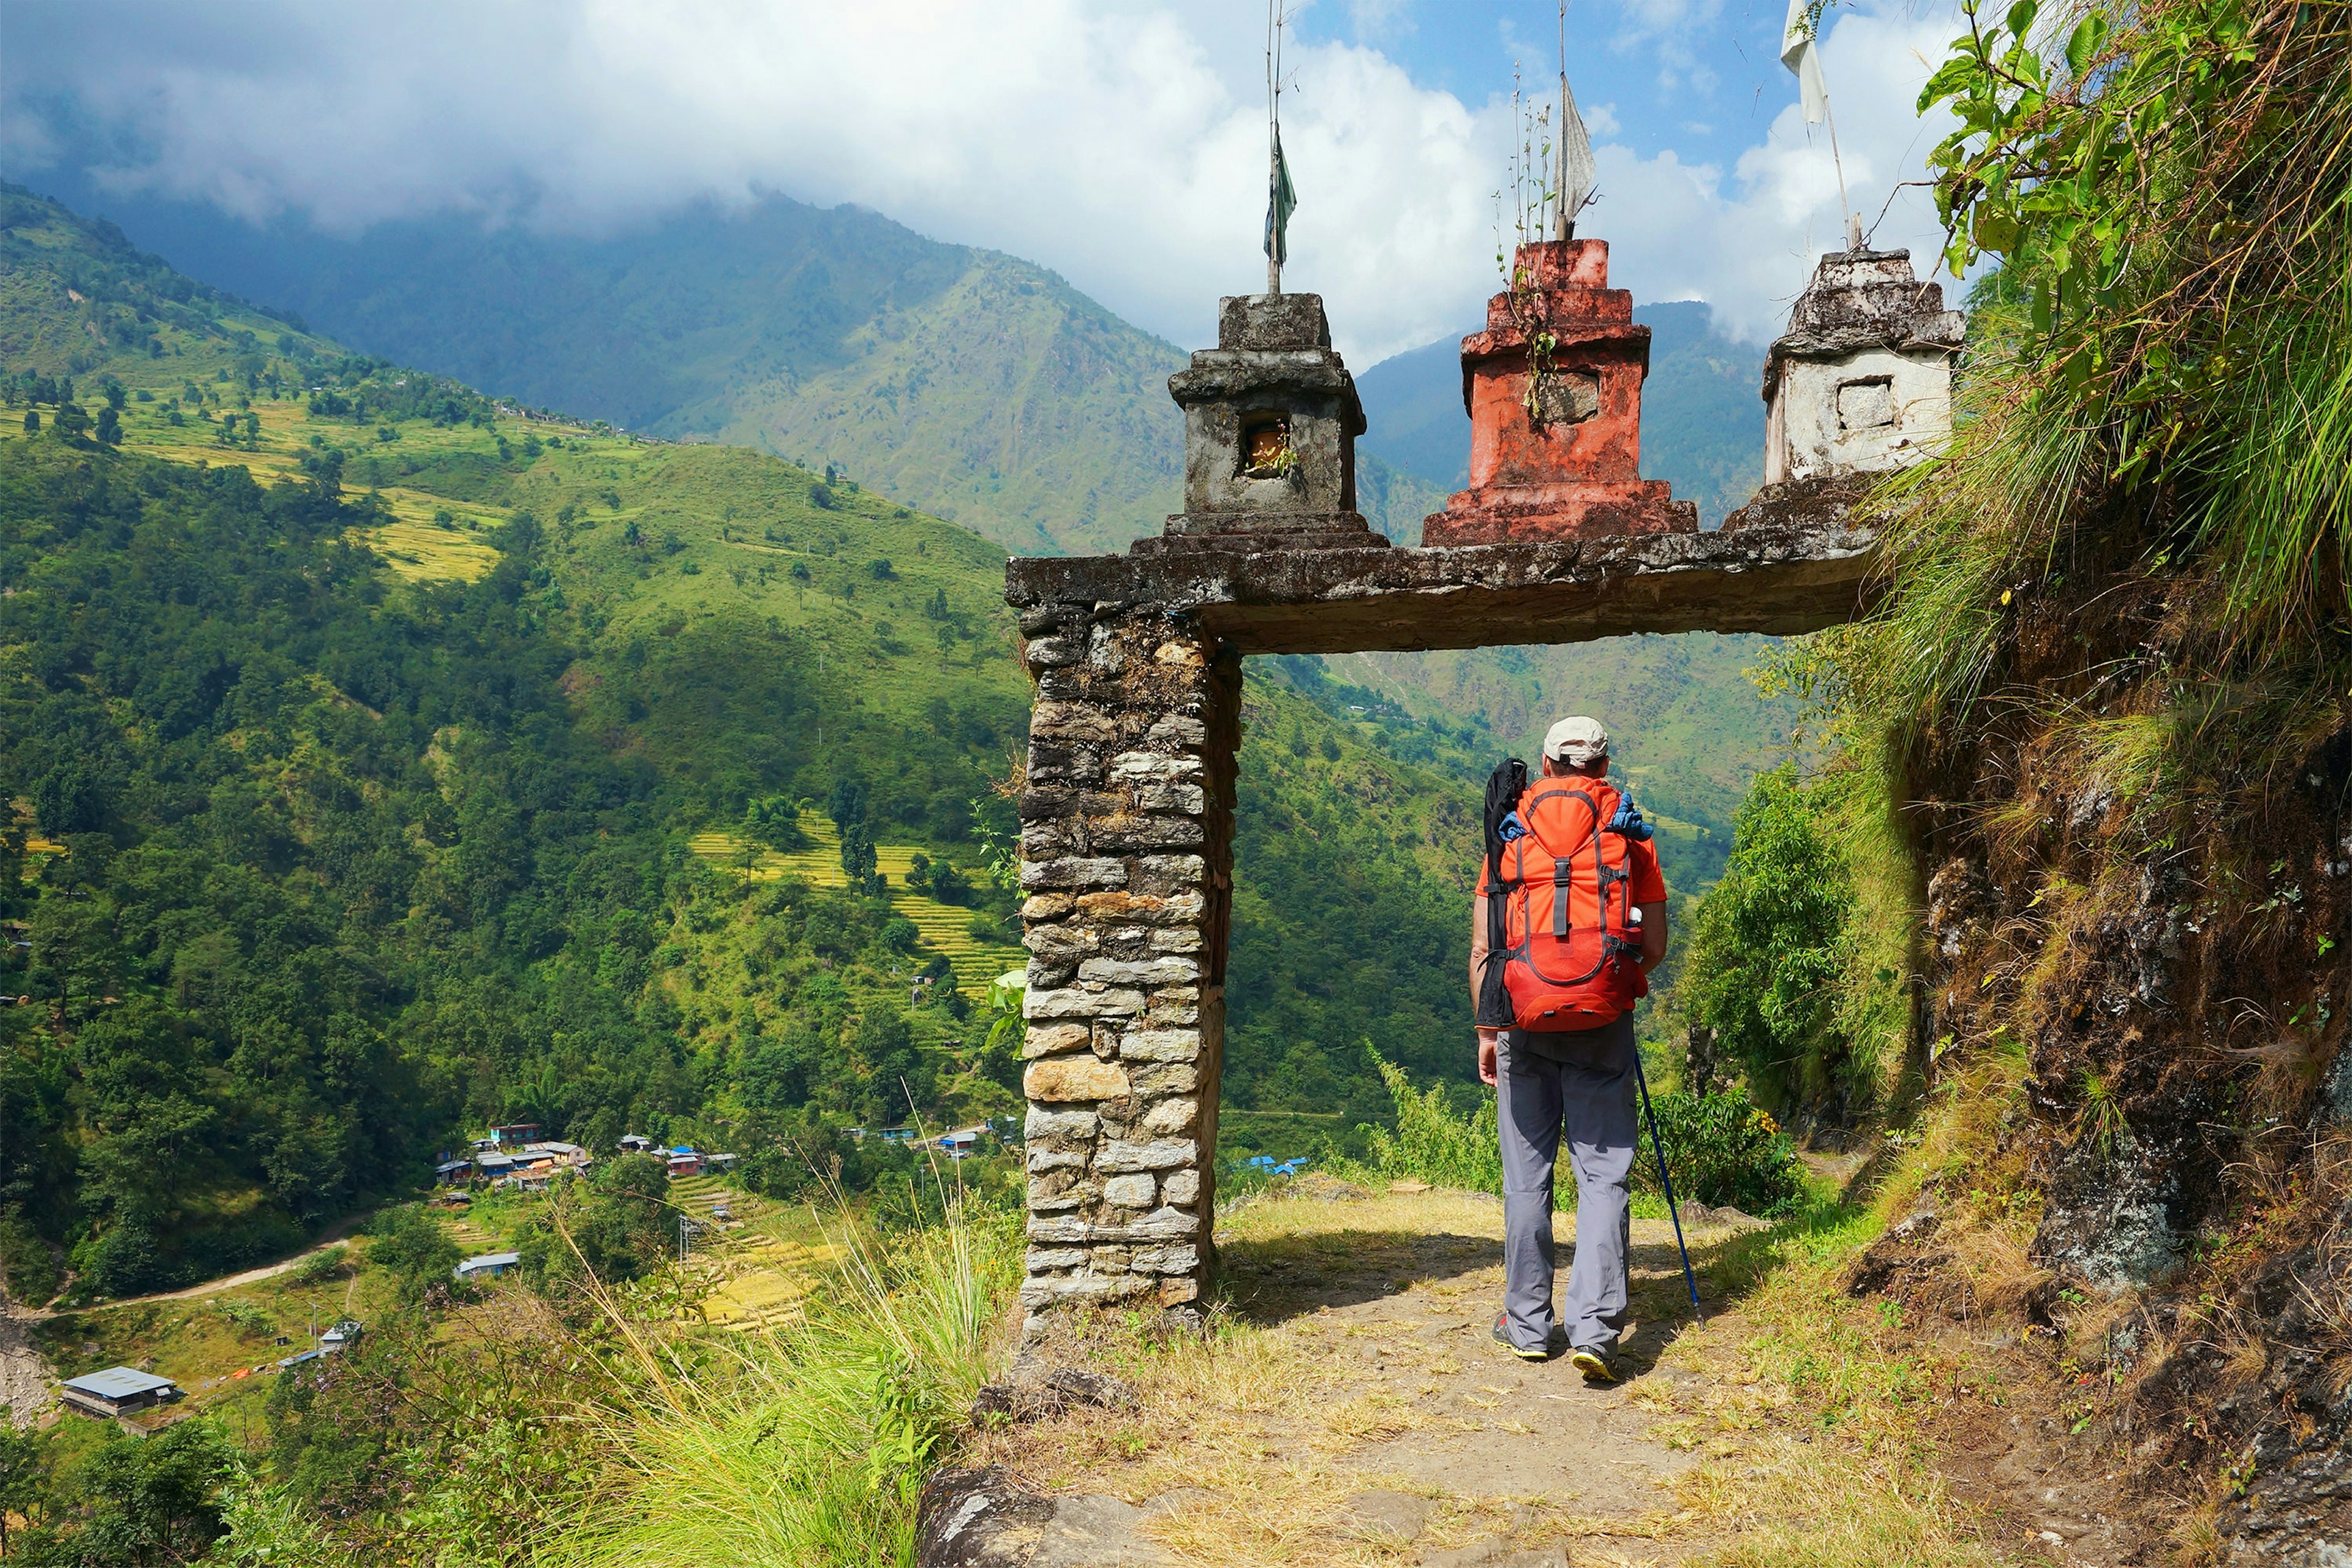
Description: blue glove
1608,797,1654,841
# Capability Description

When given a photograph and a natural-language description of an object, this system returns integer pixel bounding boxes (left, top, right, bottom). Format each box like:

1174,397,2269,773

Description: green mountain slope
0,184,1494,1292
6,181,1487,557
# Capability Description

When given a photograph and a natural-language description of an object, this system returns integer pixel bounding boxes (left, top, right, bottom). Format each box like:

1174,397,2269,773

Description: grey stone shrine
1005,276,1925,1335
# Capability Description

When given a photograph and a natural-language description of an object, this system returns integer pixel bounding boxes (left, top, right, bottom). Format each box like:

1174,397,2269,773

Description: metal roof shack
454,1251,522,1281
62,1366,182,1419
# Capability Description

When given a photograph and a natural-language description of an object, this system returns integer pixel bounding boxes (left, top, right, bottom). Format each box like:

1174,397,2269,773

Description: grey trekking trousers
1498,1017,1638,1354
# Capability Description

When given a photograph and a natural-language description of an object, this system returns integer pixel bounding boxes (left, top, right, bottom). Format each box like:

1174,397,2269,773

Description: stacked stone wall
1014,600,1238,1332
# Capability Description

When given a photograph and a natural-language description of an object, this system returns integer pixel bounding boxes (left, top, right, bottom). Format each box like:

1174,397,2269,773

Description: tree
826,777,867,832
94,405,121,445
68,1420,232,1565
1678,766,1856,1114
49,404,88,441
854,1006,929,1126
742,796,808,851
366,1207,460,1303
518,1152,673,1286
839,824,878,890
298,445,343,496
0,1415,49,1556
18,411,34,435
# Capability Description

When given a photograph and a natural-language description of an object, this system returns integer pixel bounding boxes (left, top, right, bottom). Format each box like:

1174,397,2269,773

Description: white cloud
1,0,1961,363
1580,5,1967,344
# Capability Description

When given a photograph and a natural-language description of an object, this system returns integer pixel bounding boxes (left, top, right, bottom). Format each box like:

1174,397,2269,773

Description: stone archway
1002,241,1953,1332
1004,519,1875,1328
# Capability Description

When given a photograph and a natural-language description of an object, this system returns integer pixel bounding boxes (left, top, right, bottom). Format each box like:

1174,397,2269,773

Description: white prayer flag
1558,76,1597,222
1781,0,1830,125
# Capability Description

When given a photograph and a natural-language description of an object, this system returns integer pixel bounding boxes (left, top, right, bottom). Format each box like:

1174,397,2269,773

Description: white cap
1542,715,1609,766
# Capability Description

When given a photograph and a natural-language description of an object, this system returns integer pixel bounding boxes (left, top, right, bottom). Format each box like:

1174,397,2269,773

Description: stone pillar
1014,598,1238,1333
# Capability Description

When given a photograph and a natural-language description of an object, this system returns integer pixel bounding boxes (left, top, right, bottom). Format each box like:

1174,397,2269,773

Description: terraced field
687,810,1023,995
0,398,521,583
665,1174,849,1332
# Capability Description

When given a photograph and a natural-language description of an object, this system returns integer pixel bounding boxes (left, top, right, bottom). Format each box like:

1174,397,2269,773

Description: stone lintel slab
1004,522,1880,657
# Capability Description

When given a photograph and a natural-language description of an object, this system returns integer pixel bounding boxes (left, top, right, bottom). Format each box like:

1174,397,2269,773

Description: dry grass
968,1185,2050,1567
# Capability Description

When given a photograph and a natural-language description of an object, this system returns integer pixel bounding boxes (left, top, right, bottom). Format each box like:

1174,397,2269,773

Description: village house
454,1251,521,1282
62,1366,182,1420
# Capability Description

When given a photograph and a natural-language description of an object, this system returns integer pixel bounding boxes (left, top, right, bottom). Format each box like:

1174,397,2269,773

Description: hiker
1471,716,1668,1381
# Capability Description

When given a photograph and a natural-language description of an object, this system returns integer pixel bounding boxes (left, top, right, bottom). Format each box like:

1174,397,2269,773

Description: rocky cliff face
1864,558,2352,1562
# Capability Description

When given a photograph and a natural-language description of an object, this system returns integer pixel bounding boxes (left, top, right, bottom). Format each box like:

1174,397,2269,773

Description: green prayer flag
1264,130,1297,267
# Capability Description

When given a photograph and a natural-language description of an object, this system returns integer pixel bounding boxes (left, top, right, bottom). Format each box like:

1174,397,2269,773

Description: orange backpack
1479,777,1649,1030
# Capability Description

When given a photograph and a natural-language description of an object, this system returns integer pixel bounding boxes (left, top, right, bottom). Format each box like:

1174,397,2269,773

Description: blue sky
0,0,1966,360
1288,0,1817,166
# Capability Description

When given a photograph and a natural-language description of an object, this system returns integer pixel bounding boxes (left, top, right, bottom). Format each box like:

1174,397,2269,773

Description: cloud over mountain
1,0,1961,358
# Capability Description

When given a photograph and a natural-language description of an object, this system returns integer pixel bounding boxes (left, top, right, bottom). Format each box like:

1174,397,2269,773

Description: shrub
1353,1047,1502,1193
287,1246,347,1288
1633,1087,1809,1217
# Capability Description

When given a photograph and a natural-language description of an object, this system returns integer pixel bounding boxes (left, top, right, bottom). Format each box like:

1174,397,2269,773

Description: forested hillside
0,184,1494,1296
7,181,1461,556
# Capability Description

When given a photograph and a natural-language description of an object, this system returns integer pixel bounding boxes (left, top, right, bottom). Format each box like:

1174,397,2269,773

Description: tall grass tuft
1855,0,2352,758
545,1186,1019,1568
1352,1047,1503,1193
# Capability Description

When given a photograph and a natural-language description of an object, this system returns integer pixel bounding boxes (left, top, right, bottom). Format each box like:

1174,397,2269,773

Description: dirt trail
41,1214,372,1318
967,1186,1766,1567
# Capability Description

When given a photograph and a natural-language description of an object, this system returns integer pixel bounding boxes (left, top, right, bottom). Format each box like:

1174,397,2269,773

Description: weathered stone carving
1144,292,1381,554
1761,247,1963,486
1423,238,1697,545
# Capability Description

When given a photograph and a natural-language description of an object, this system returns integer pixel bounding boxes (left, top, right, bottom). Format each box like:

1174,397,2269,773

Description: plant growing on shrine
1487,32,1604,429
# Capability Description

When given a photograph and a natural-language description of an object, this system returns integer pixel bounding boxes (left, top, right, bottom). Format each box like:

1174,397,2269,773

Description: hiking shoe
1570,1344,1621,1384
1491,1313,1549,1361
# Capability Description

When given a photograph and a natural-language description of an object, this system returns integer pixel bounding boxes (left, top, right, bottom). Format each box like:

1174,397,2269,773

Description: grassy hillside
0,183,1508,1297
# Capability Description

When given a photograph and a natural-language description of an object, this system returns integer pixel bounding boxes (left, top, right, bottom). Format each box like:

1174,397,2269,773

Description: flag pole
1267,1,1284,294
1554,1,1569,241
1823,93,1860,251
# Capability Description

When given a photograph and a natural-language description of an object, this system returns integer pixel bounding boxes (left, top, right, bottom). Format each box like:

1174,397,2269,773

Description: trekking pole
1632,1052,1703,1322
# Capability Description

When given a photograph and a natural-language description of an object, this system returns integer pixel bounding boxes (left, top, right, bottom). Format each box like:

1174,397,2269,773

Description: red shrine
1422,238,1696,545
